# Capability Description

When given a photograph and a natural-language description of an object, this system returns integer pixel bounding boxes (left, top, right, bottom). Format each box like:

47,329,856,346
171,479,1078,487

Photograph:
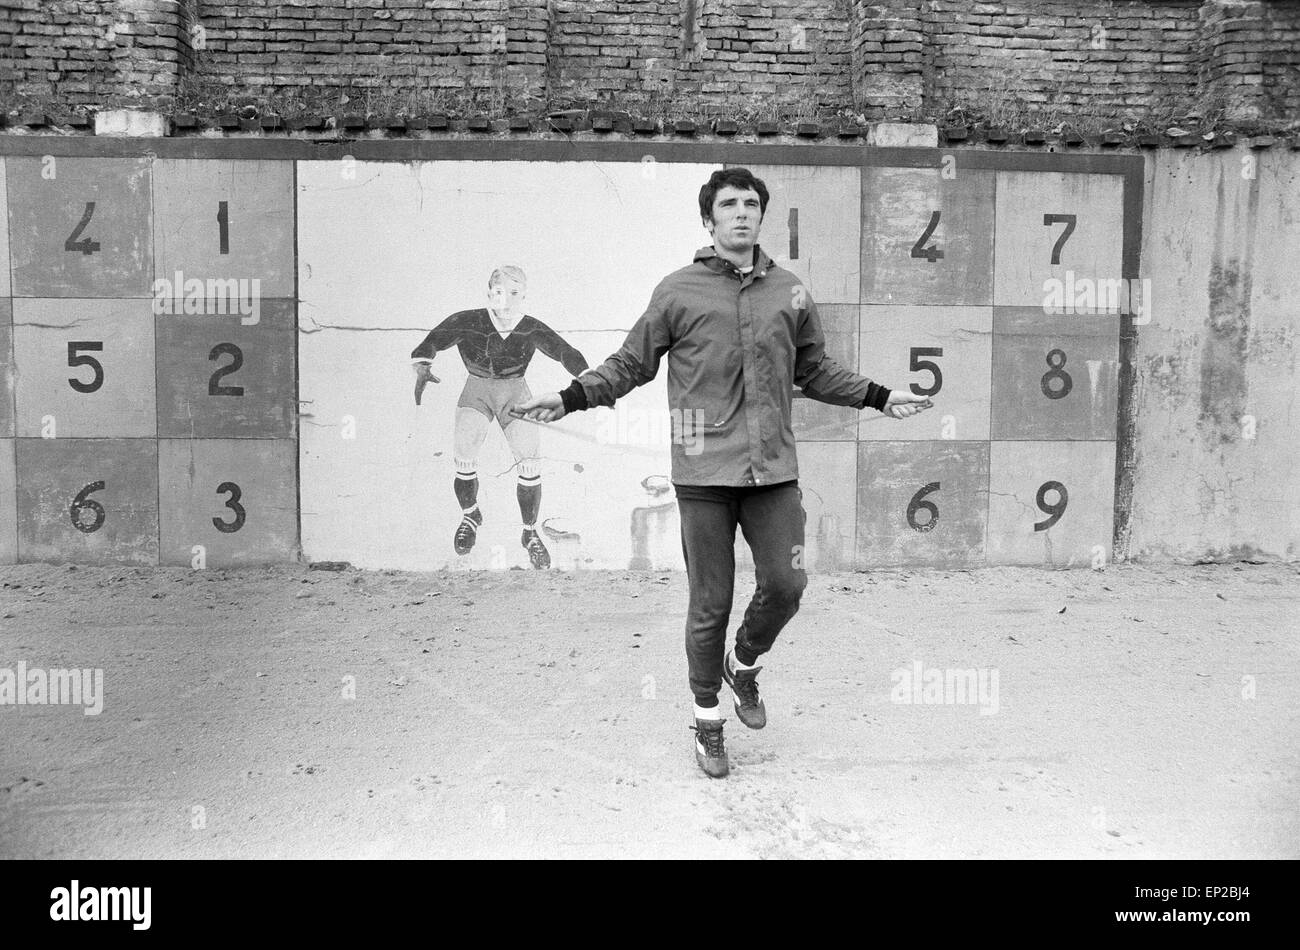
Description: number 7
1042,213,1077,265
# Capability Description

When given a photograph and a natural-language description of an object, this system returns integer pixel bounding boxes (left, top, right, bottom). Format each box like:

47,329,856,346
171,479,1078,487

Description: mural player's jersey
411,308,589,379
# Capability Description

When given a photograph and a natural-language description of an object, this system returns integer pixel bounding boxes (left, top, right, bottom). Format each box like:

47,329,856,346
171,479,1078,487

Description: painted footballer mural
409,265,589,569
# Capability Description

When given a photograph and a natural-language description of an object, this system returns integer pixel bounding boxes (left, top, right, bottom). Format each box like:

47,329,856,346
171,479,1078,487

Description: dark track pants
674,480,808,706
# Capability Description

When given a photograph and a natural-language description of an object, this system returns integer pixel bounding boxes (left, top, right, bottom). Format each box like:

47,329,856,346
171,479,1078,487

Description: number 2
208,342,244,396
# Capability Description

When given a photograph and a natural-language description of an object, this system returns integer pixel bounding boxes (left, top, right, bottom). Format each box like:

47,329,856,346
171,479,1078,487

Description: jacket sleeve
794,293,891,411
574,282,674,410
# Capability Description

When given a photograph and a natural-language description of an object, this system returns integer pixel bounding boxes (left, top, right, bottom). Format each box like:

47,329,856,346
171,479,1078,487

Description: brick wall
1201,0,1300,122
2,0,1297,125
929,0,1203,122
0,0,195,110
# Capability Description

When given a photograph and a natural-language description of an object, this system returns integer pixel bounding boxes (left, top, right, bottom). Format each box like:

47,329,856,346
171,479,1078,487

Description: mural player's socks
690,706,728,778
723,649,766,730
454,506,483,556
521,527,550,570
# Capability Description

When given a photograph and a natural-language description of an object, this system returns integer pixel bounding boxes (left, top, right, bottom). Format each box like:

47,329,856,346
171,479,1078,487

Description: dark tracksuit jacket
560,245,891,487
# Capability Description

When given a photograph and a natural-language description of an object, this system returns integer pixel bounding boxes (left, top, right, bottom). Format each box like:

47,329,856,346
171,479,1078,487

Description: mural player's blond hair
488,265,527,291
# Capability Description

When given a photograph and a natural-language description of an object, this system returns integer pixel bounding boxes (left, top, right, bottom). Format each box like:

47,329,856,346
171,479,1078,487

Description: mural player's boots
522,528,550,569
454,507,483,556
691,718,729,778
723,650,767,729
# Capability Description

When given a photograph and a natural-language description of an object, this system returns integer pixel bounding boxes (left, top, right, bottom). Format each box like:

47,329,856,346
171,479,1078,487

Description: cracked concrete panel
791,440,858,573
738,163,861,305
987,440,1115,568
12,298,156,438
7,157,153,298
0,298,12,438
1,159,10,297
158,438,297,567
1131,150,1300,562
154,298,296,439
152,159,295,300
991,306,1120,441
0,438,14,564
858,304,993,442
15,438,158,565
862,166,994,307
993,170,1124,309
855,440,989,569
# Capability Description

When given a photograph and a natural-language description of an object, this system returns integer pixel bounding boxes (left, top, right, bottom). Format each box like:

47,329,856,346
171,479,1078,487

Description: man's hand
509,392,566,423
413,362,440,406
883,391,933,420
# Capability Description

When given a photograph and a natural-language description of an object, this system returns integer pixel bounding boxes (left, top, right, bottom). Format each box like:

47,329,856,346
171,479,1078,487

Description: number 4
910,211,943,263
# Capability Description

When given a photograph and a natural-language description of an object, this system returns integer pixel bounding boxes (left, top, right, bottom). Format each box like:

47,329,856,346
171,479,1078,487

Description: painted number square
155,299,296,439
7,157,153,298
16,438,159,564
862,166,994,307
993,171,1124,308
158,439,298,567
740,164,861,305
990,307,1120,440
12,299,157,438
856,441,989,568
153,159,295,299
988,441,1116,567
858,305,992,442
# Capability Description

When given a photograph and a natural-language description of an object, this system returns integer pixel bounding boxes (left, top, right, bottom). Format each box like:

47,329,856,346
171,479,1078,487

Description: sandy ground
0,559,1296,860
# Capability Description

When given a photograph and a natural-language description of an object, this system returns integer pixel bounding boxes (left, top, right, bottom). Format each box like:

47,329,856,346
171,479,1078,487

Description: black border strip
1113,156,1146,563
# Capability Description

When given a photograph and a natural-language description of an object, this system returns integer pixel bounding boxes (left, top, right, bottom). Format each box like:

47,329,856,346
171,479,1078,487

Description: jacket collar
694,244,774,280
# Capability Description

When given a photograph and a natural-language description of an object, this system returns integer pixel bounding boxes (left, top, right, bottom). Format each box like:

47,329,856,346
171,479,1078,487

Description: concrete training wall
0,140,1146,570
0,138,1294,568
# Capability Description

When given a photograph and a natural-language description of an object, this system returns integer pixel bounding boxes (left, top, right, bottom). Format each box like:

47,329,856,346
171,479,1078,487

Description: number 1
217,201,229,254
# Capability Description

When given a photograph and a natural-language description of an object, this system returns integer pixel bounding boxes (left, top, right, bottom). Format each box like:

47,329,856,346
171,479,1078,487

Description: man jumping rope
412,265,589,569
513,169,931,776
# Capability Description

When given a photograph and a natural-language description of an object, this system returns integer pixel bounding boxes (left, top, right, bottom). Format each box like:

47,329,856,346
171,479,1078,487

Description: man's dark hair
698,167,769,222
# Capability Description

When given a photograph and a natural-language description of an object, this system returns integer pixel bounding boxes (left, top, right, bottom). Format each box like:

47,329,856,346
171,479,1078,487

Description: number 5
909,347,943,397
67,342,104,393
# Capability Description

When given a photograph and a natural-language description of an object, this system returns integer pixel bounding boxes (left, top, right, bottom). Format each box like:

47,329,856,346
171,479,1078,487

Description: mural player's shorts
457,375,532,426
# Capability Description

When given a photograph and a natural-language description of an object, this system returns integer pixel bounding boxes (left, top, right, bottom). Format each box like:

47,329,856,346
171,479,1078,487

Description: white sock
694,703,721,721
729,649,758,671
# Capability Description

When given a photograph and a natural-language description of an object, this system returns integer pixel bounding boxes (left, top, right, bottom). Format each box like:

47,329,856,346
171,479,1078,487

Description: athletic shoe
723,650,767,730
453,508,483,555
691,717,729,778
522,528,550,569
